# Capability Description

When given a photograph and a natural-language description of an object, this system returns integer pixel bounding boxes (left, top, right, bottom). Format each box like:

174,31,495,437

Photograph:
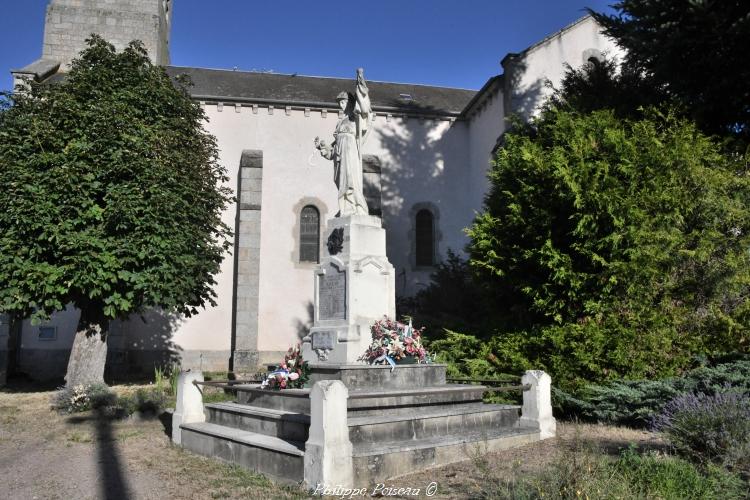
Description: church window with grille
415,209,434,266
299,205,320,263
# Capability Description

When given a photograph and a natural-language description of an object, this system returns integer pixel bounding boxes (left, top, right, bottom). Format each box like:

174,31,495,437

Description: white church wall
190,106,472,360
375,117,471,294
503,15,624,122
467,84,506,219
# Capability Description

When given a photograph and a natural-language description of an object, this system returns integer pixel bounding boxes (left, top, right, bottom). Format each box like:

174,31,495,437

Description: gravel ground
0,385,661,500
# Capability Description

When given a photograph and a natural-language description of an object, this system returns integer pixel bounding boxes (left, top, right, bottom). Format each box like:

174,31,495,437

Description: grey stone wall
12,347,229,383
43,0,171,70
232,150,263,371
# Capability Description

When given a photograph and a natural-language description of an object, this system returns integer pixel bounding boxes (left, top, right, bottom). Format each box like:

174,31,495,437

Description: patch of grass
201,387,236,404
207,464,306,499
462,429,747,500
614,448,746,499
66,431,92,444
115,429,143,442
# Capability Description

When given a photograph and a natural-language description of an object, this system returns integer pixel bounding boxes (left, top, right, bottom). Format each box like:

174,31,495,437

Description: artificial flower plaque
359,317,431,369
261,344,310,390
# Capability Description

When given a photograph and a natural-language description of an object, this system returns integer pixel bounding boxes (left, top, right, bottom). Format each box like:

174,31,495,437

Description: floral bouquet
261,344,310,390
359,316,431,368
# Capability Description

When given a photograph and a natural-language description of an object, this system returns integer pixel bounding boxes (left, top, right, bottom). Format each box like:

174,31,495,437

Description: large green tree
467,106,750,389
0,37,233,386
591,1,750,138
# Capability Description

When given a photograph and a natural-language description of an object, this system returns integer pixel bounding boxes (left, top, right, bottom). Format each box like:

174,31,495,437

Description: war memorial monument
172,70,556,489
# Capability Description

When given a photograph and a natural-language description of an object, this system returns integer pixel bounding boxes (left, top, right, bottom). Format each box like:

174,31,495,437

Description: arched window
299,205,320,263
415,209,434,267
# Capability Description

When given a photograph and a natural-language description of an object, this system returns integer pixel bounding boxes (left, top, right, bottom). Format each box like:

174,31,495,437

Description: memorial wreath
359,316,431,367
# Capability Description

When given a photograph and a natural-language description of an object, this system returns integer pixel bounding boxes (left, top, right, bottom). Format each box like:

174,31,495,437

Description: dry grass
1,386,666,500
0,386,306,500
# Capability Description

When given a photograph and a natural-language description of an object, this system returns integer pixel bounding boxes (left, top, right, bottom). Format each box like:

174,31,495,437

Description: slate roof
165,66,477,116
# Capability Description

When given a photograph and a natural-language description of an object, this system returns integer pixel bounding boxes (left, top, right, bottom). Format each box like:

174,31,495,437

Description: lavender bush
652,391,750,473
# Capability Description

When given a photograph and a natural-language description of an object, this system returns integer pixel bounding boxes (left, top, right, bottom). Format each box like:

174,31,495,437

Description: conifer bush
466,107,750,389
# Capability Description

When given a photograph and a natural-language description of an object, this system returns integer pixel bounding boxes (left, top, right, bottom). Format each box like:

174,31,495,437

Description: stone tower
42,0,172,71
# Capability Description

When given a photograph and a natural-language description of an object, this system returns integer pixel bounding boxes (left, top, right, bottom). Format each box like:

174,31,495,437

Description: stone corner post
520,370,556,440
304,380,354,491
172,370,205,445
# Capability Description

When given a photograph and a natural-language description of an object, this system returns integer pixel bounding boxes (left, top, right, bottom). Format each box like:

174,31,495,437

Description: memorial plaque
318,264,346,320
312,330,336,350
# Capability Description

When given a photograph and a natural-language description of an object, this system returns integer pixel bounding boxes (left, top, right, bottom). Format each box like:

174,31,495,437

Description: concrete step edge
351,426,538,457
205,402,310,423
347,404,520,426
348,384,488,399
181,422,305,457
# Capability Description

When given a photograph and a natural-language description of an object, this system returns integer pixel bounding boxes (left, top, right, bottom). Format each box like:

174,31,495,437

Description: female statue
314,68,372,217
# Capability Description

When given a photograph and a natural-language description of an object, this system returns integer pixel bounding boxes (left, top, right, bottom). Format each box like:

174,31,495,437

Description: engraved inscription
312,331,336,350
318,264,346,320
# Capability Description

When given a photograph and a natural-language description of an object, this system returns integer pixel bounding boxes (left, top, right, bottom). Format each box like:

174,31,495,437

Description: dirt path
0,387,661,499
0,387,304,500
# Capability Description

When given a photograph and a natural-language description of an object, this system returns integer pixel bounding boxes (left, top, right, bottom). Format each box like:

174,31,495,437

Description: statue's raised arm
312,68,371,217
355,68,373,146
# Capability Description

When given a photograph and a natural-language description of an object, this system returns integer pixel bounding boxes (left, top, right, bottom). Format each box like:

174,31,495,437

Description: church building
0,0,621,382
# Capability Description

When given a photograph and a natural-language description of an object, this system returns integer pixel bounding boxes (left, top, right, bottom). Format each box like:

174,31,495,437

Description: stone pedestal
302,215,395,364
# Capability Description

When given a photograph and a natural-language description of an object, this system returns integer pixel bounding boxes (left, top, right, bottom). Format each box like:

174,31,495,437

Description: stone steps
348,384,487,416
180,421,305,484
205,402,310,442
234,385,311,413
233,383,489,415
347,404,520,444
351,426,541,484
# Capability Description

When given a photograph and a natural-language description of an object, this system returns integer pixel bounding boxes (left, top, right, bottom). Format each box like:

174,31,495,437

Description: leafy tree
590,1,750,138
0,37,233,386
467,106,750,389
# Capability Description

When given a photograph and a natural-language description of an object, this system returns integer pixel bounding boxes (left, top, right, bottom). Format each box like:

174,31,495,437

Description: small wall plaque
312,330,336,351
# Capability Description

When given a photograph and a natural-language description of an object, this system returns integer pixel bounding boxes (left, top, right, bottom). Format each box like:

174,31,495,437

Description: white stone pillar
304,380,354,491
520,370,556,440
172,370,205,445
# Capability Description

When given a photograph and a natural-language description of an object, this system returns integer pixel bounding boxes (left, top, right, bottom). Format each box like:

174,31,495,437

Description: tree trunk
65,315,109,388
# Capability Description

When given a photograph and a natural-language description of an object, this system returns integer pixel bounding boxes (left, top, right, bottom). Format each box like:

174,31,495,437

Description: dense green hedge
462,107,750,390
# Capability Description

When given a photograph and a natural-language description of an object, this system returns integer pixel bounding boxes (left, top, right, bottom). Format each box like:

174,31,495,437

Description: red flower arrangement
261,344,310,390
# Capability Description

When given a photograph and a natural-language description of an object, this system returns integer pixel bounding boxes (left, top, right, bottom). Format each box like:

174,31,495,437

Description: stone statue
314,68,372,217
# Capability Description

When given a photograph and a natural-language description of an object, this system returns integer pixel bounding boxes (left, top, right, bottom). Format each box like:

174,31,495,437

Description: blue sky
1,1,616,92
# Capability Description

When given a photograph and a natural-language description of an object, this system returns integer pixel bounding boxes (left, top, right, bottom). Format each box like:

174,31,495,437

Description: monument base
179,363,550,486
301,215,395,364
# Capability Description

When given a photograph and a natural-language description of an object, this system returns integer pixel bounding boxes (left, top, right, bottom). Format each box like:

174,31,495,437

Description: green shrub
466,105,750,390
653,392,750,473
553,355,750,426
115,387,169,416
51,383,116,413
